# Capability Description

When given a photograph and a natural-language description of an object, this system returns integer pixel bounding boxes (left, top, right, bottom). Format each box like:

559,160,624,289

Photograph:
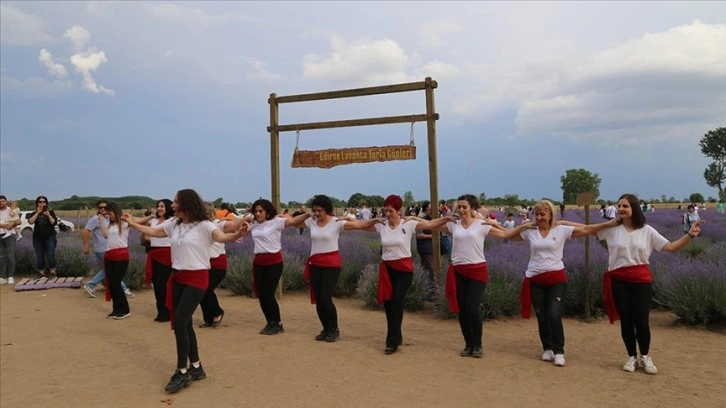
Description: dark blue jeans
33,234,57,271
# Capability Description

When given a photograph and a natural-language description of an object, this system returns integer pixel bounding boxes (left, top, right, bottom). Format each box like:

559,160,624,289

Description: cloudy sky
1,1,725,205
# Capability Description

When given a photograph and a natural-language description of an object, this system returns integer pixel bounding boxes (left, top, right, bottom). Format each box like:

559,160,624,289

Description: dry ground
1,285,724,408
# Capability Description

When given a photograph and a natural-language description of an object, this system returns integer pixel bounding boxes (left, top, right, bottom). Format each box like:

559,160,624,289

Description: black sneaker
266,322,284,335
188,364,206,381
472,345,483,358
325,328,340,343
164,369,192,393
106,312,116,319
315,330,328,341
260,323,273,335
460,345,473,357
384,345,398,355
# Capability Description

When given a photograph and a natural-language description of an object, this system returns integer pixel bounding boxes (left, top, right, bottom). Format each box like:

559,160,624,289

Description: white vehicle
18,210,76,235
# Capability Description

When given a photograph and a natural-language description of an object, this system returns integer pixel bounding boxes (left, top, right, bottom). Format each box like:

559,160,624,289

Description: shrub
356,263,429,312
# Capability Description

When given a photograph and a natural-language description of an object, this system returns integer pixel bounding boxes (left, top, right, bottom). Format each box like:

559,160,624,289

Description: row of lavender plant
11,208,724,327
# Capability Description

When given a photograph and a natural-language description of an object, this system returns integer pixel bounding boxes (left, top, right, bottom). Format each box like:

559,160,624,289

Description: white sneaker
83,284,97,298
125,290,135,298
554,354,566,367
0,278,7,285
640,355,658,375
623,356,637,372
541,350,554,362
7,277,14,284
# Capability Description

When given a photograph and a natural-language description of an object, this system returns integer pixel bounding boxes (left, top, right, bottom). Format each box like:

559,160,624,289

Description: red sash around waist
520,269,568,319
603,264,652,324
445,262,488,313
145,247,171,286
252,252,284,297
165,270,209,330
104,248,130,302
377,257,414,305
304,251,341,304
210,254,228,270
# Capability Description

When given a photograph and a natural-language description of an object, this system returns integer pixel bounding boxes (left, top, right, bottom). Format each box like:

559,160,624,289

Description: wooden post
269,93,282,300
269,93,280,211
424,77,442,281
577,192,596,320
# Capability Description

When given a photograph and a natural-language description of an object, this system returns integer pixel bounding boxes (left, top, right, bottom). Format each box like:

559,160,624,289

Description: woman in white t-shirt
144,199,174,323
429,194,519,358
578,193,701,375
507,200,616,367
124,189,248,394
303,194,382,343
102,202,131,320
366,194,453,355
245,199,310,335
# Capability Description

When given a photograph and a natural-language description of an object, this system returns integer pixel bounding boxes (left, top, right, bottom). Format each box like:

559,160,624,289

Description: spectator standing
25,196,58,278
0,195,21,284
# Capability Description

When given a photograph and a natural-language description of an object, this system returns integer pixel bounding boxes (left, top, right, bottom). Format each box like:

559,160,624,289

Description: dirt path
1,285,724,408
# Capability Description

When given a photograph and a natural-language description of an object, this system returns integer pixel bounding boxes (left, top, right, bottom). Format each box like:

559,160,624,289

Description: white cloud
0,4,56,46
63,25,91,52
303,37,415,86
244,57,282,81
415,60,459,81
453,21,726,146
38,49,68,78
69,51,115,95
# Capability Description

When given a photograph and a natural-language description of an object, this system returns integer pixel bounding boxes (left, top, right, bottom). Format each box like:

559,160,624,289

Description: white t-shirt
503,220,515,230
250,217,286,254
520,225,574,277
162,220,217,270
209,220,226,258
447,221,492,265
149,218,171,247
105,222,129,251
305,217,346,255
597,225,669,271
375,220,418,261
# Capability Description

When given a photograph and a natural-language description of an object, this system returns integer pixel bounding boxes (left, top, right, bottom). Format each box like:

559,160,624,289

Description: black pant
200,267,226,325
384,267,413,347
172,282,205,369
254,262,283,324
151,259,172,320
105,259,129,315
531,282,567,354
455,273,486,348
309,266,340,331
612,279,652,356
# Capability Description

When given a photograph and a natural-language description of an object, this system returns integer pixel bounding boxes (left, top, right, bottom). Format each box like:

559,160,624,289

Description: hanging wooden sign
291,144,416,169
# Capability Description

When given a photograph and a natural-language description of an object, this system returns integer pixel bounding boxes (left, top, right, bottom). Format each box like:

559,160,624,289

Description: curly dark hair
174,189,209,223
251,199,277,220
310,194,334,215
157,198,174,220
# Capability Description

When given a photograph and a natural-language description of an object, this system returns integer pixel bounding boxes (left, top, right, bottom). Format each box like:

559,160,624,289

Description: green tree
213,197,224,207
560,169,601,205
699,127,726,201
689,193,704,203
503,194,520,208
403,191,415,207
348,193,367,208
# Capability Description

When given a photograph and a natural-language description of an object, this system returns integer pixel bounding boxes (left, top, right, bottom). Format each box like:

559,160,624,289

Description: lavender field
13,208,725,327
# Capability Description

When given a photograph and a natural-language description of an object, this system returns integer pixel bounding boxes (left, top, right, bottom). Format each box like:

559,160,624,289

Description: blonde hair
205,203,216,220
533,200,557,229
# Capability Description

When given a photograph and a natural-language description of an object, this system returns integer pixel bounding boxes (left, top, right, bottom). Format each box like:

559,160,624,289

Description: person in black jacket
26,195,58,278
